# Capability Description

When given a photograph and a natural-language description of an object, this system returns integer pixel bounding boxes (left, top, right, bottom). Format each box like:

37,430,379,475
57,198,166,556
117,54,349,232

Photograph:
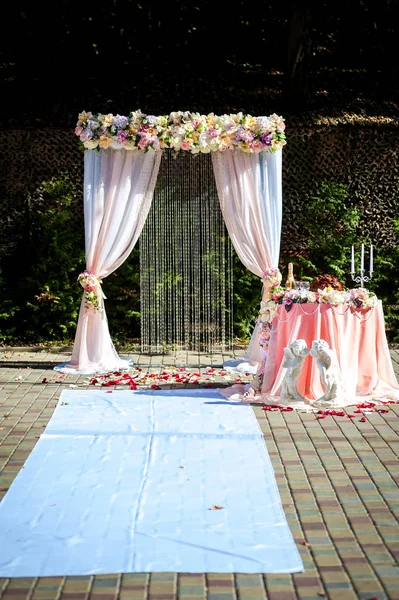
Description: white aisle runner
0,389,303,576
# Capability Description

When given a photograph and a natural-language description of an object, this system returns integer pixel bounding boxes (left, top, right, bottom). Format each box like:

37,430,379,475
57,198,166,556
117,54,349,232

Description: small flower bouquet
261,268,282,288
78,271,103,311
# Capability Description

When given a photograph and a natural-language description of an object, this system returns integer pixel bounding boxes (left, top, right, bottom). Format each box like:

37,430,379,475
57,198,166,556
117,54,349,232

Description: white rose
171,126,185,138
84,140,99,149
365,295,378,308
169,137,182,150
327,290,344,305
110,142,126,150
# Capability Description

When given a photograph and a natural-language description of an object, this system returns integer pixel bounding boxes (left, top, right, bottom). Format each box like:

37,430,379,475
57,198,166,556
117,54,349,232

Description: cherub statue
280,339,309,403
310,339,345,406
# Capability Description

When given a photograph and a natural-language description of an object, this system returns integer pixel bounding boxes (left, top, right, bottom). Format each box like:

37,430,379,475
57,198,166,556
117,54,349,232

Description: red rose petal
42,378,48,384
151,384,161,390
359,417,367,422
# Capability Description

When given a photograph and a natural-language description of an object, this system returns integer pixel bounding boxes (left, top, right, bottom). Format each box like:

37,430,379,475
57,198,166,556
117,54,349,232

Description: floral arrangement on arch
75,110,286,154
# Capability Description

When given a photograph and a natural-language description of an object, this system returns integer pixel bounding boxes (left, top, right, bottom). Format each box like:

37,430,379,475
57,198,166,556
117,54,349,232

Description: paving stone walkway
0,348,398,600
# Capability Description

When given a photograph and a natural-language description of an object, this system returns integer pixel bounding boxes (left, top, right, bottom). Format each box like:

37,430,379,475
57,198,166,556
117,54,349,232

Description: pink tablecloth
260,301,399,404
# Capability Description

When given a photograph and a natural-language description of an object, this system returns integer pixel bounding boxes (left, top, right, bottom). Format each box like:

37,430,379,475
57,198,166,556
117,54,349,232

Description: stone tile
1,349,399,599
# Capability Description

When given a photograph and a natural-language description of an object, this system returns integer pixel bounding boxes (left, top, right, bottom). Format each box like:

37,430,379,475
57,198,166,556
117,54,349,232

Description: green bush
366,218,399,343
0,174,85,343
279,181,360,281
105,248,141,344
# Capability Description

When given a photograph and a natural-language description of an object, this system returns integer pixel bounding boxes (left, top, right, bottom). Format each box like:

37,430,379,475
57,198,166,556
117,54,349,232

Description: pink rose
249,140,264,152
138,137,149,149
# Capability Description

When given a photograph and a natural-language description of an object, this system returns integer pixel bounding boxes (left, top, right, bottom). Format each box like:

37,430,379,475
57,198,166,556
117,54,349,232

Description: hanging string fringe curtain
140,151,234,354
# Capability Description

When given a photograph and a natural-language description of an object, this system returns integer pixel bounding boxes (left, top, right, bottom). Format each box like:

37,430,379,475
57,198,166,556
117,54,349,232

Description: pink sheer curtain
212,149,282,371
55,149,161,374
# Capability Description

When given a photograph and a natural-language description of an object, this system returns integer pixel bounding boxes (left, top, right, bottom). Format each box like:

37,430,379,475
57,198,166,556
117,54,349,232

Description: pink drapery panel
56,149,161,374
211,149,283,370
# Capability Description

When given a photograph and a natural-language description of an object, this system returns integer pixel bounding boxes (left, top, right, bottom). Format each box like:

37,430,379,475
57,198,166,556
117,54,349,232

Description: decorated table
222,281,399,408
260,300,399,405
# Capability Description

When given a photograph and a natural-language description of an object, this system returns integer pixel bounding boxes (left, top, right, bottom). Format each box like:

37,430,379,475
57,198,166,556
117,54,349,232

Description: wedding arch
55,109,285,374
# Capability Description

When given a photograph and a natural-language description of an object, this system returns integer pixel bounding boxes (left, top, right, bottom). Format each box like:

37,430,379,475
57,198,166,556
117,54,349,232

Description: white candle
351,245,355,273
361,244,364,271
370,244,373,273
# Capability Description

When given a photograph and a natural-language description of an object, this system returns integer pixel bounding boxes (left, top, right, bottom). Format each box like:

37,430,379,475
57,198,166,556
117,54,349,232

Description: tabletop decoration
351,243,373,288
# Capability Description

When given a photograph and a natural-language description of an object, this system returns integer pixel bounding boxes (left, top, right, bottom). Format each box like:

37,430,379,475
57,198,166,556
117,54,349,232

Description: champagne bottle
285,263,296,289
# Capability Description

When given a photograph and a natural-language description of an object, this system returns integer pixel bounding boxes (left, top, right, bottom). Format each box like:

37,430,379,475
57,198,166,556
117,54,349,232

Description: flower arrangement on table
78,271,104,311
268,286,378,311
75,110,286,154
257,270,378,354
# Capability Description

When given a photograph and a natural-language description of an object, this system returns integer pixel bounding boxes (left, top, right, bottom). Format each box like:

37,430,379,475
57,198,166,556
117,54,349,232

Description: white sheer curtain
211,149,283,372
55,148,161,374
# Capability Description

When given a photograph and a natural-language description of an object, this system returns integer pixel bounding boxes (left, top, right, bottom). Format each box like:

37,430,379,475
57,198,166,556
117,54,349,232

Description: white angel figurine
310,339,345,405
280,339,309,403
